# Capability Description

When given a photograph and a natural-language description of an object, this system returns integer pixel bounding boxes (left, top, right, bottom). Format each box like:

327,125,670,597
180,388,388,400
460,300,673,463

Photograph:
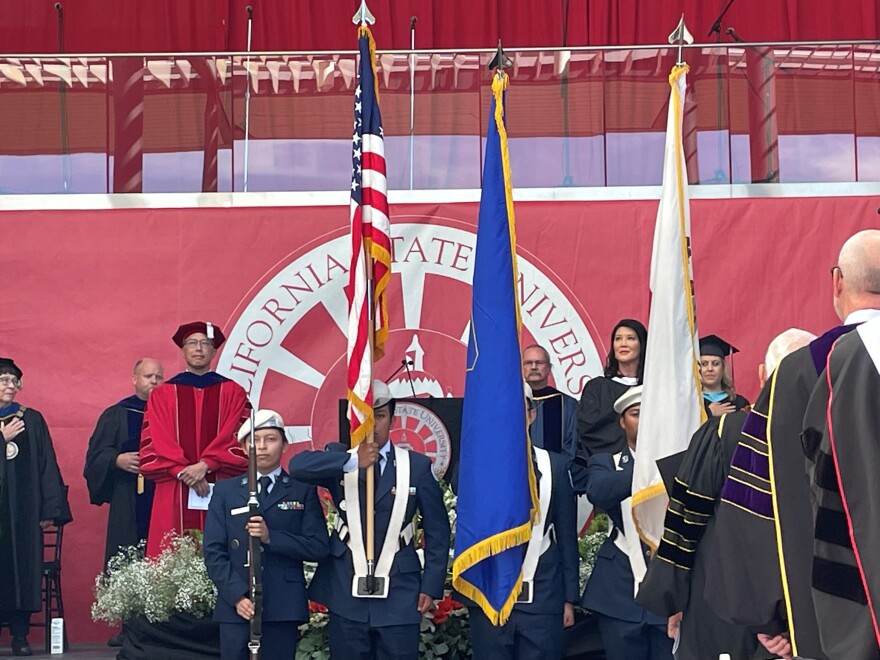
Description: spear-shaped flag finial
668,14,694,66
352,0,375,26
488,39,512,72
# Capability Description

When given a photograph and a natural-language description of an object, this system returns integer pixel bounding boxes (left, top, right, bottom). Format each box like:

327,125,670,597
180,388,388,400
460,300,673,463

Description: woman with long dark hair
576,319,648,459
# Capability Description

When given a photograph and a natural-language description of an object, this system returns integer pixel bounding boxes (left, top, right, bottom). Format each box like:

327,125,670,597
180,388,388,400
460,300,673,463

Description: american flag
347,25,392,447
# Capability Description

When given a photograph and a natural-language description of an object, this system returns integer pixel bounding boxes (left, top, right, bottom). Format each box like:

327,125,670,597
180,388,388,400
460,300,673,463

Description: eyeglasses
523,360,549,367
830,265,843,279
183,339,215,349
0,376,21,388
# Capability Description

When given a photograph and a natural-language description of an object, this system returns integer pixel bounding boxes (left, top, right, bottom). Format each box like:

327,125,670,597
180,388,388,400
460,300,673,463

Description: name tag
278,501,304,511
390,486,417,496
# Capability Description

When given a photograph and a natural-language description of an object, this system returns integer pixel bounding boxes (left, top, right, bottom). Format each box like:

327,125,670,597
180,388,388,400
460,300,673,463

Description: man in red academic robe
140,321,249,556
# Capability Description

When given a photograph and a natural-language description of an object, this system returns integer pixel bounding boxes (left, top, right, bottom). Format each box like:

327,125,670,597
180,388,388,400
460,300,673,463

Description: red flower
309,600,328,614
430,594,464,626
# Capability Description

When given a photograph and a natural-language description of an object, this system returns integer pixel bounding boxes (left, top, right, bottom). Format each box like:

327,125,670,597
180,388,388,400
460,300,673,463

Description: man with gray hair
636,328,815,660
701,229,880,660
522,345,578,469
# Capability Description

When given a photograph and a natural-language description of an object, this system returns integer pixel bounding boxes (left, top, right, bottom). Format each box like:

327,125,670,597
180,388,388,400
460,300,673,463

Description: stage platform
0,646,117,659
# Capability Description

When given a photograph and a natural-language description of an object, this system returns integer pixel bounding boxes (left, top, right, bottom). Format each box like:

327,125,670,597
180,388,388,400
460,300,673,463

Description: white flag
630,65,705,580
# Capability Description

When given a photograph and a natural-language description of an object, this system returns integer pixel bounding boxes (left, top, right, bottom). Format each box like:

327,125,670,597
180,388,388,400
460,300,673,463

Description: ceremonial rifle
245,408,262,658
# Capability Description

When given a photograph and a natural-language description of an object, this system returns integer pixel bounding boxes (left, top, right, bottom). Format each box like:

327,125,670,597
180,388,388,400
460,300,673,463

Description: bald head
834,230,880,320
133,358,164,400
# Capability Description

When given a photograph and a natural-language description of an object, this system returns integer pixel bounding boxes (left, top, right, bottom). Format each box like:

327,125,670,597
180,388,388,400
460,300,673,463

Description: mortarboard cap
614,385,643,414
699,334,739,359
0,358,22,379
238,409,289,443
373,379,394,409
172,321,226,348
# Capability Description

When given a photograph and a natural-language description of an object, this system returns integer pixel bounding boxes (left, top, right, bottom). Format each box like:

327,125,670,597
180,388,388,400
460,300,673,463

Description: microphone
54,2,62,13
726,27,744,43
384,358,415,384
410,16,417,28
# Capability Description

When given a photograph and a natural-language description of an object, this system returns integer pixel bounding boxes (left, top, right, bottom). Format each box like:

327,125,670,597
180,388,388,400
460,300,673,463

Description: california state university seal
218,216,603,477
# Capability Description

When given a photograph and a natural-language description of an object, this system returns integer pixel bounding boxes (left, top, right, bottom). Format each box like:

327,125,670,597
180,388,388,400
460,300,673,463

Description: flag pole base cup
353,576,388,598
516,581,534,604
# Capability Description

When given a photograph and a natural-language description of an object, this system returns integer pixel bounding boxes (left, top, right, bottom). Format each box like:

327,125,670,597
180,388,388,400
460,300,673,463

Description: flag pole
352,0,378,594
409,16,417,190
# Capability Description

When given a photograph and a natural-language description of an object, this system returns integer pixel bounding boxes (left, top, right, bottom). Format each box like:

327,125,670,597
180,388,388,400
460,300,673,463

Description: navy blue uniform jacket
581,451,665,625
289,443,451,627
204,470,329,624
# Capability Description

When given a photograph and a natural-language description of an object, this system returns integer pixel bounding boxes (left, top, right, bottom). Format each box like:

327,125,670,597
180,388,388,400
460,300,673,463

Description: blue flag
451,72,538,626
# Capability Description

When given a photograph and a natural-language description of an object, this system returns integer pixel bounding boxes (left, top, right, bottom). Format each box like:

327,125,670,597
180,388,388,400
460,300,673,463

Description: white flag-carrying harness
340,446,412,598
611,451,648,596
518,448,554,603
630,64,705,568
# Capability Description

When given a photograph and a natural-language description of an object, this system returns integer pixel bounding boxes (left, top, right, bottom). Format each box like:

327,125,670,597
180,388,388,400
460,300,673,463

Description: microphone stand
402,359,417,397
243,5,254,193
706,0,738,183
560,0,573,186
409,16,417,190
707,0,737,42
55,3,71,192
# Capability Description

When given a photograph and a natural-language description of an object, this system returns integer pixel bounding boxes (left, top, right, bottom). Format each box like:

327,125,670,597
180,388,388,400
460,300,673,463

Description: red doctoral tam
172,321,226,348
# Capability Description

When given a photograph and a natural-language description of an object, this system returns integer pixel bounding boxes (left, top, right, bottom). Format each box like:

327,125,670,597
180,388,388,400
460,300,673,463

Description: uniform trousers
468,608,563,660
595,613,674,660
219,620,300,660
327,613,420,660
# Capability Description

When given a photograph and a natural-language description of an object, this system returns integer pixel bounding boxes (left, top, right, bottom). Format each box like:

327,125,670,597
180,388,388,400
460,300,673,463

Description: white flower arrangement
91,533,217,626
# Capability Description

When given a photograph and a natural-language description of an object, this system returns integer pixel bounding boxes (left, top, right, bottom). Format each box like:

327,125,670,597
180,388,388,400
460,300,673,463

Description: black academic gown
803,324,880,660
637,412,772,660
84,395,155,566
0,404,72,613
531,386,579,468
576,377,631,461
702,328,856,660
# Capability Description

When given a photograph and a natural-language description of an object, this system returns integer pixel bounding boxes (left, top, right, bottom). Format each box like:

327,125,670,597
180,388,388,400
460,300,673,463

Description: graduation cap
0,357,22,379
699,335,739,359
172,321,226,348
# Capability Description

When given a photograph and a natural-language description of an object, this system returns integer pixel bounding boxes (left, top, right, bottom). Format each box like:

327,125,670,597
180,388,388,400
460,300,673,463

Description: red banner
0,194,874,642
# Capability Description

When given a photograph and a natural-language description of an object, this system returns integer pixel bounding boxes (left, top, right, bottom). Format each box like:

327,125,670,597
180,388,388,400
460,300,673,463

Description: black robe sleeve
84,405,126,506
29,409,72,525
637,416,726,616
576,377,628,461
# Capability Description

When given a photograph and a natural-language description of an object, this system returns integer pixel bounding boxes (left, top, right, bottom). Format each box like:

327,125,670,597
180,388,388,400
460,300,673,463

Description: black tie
258,476,272,507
